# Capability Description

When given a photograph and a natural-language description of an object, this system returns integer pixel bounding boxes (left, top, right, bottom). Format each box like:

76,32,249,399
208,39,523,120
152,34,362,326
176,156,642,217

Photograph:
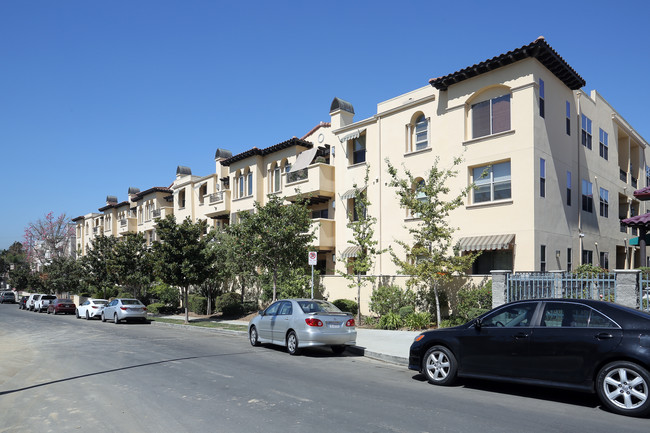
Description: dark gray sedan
248,299,356,355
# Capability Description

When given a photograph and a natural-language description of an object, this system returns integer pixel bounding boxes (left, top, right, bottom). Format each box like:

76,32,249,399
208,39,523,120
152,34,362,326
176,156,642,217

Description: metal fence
640,273,650,312
506,272,617,303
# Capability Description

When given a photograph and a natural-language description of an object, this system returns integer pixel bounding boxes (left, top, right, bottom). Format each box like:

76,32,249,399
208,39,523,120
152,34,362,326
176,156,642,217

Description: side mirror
258,310,264,316
474,318,482,330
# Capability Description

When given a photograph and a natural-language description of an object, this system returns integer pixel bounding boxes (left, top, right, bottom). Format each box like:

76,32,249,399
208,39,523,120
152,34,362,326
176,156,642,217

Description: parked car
248,299,356,355
47,298,76,315
76,298,109,320
101,298,148,324
0,291,16,304
34,295,56,313
26,294,42,311
19,296,28,309
409,298,650,417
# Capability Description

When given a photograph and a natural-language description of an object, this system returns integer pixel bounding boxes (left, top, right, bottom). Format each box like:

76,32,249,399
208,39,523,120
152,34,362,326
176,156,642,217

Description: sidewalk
155,317,421,366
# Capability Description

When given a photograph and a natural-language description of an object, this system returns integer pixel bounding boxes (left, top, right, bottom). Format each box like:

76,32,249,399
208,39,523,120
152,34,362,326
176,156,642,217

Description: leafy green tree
201,229,237,315
338,166,383,323
42,256,82,294
153,215,211,324
112,233,154,299
80,235,119,299
237,195,315,301
8,263,33,292
386,156,478,326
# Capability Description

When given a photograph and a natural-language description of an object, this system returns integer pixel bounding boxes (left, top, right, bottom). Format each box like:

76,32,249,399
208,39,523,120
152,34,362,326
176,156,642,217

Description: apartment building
329,37,649,277
73,37,649,295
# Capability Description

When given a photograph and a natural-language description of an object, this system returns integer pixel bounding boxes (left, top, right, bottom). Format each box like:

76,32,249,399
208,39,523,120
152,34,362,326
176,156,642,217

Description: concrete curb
150,320,407,366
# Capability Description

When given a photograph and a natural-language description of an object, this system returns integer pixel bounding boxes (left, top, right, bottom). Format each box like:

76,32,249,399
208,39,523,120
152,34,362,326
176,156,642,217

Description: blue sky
1,0,649,250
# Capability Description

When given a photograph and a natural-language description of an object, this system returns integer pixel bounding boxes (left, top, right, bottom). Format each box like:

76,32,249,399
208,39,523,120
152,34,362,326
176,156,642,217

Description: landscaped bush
405,312,431,330
369,285,416,316
149,282,180,308
398,305,414,318
378,312,403,330
216,292,244,317
188,295,207,315
332,299,358,315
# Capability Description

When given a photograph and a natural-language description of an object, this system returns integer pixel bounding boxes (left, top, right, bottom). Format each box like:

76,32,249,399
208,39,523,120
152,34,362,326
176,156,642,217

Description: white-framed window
414,115,428,151
199,184,207,204
581,114,592,149
178,189,186,208
581,179,593,213
599,128,608,160
539,79,545,118
472,161,511,203
247,172,253,196
273,166,281,192
599,188,609,218
351,135,366,165
238,175,244,198
411,179,427,218
540,158,546,198
582,249,593,265
600,251,609,270
471,94,511,139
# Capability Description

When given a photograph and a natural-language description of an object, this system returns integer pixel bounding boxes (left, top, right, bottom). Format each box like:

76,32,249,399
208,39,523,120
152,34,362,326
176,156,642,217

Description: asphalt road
1,303,649,433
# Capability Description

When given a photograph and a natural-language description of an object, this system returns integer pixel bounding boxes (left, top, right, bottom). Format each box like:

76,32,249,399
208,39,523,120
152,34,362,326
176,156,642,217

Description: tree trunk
273,269,277,301
357,273,361,324
433,280,441,327
183,287,189,324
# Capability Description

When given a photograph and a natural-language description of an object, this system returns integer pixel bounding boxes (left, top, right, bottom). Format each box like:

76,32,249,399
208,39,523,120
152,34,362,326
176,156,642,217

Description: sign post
308,251,317,298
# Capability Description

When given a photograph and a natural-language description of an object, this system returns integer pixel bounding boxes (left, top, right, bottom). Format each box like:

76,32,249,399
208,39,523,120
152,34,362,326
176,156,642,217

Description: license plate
327,322,341,328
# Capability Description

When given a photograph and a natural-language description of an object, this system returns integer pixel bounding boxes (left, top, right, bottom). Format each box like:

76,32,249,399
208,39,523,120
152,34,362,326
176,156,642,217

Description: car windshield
94,300,108,305
298,300,342,314
121,300,142,305
42,296,56,300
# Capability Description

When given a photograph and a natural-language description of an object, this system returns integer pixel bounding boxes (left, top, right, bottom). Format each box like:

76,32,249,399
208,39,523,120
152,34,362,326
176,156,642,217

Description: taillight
120,307,127,310
346,319,355,327
142,307,147,311
92,306,98,309
305,318,323,327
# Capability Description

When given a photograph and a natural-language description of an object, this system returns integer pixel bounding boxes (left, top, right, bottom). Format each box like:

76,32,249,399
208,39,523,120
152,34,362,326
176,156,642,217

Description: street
1,303,648,432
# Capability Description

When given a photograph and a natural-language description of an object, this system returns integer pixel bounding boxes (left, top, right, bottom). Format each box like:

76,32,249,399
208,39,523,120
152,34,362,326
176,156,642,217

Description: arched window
414,115,428,150
468,87,511,139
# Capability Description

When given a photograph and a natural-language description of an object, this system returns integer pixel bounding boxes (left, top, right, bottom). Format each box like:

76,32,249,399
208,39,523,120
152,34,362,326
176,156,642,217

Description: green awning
629,234,650,246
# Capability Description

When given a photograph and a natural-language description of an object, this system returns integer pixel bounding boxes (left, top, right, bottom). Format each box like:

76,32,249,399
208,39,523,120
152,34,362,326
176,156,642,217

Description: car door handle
514,332,529,340
596,333,613,340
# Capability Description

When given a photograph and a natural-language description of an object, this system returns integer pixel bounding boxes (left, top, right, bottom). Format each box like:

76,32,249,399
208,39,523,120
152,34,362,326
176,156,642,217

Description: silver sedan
248,299,356,355
101,298,148,324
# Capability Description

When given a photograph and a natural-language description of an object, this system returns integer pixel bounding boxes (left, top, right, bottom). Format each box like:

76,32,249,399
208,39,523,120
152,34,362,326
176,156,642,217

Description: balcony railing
120,219,127,227
153,209,161,218
209,192,224,204
286,169,308,184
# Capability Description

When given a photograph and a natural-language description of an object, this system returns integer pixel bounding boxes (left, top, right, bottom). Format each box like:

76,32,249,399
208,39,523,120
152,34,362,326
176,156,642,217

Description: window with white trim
599,187,609,218
599,128,608,160
540,158,546,197
414,115,428,151
471,94,511,139
581,179,593,213
247,172,253,196
472,161,511,203
581,114,592,149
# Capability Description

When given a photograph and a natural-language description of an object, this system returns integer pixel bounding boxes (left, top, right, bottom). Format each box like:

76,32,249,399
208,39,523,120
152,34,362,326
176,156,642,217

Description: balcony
153,209,161,218
205,190,231,219
284,164,335,202
311,218,335,249
118,217,137,235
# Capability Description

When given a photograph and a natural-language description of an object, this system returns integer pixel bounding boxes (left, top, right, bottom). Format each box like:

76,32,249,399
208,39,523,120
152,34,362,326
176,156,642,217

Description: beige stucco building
72,37,649,312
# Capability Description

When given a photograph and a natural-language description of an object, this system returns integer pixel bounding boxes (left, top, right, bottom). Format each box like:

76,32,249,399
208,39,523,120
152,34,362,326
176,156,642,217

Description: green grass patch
151,317,247,331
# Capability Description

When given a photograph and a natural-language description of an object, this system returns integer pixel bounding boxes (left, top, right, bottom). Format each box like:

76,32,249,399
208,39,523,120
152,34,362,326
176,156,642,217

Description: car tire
286,331,300,356
114,314,120,324
596,361,650,417
249,326,260,347
85,311,90,320
101,313,106,322
76,309,80,319
331,345,346,355
423,345,458,386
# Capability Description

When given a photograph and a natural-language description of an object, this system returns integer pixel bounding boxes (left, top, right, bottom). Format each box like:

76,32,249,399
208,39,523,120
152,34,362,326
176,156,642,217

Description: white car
101,298,148,324
26,294,42,311
76,298,109,320
34,295,56,313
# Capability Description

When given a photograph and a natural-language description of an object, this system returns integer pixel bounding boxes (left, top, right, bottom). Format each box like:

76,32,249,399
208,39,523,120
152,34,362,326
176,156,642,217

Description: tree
237,195,315,301
42,256,82,294
112,233,154,299
23,212,75,268
80,235,119,299
153,215,211,324
338,166,383,323
386,156,478,326
201,229,236,315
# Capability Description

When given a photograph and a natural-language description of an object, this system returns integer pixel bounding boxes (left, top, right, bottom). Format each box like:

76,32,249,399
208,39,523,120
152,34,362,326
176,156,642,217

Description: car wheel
114,314,120,324
86,311,90,320
423,345,458,386
75,309,80,319
101,313,106,322
249,326,260,347
331,345,346,355
596,361,650,417
286,331,300,356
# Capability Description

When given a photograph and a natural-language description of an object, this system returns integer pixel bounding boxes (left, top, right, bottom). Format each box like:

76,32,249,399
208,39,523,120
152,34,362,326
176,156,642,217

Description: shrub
362,315,378,327
216,292,244,317
149,282,180,308
188,295,207,315
453,281,492,323
398,305,415,318
405,312,431,330
147,302,178,315
378,312,403,330
332,299,358,315
369,285,416,316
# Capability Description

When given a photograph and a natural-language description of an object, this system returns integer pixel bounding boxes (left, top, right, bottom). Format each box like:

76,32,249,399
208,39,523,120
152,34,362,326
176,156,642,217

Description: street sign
308,251,317,266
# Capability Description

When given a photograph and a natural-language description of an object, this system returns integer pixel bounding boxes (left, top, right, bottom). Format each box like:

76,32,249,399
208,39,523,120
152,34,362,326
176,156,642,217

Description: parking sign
308,251,317,265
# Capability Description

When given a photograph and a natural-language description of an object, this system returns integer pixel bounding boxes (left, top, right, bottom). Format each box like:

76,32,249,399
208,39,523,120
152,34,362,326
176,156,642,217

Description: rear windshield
121,300,143,305
94,300,108,305
298,300,342,314
42,295,56,300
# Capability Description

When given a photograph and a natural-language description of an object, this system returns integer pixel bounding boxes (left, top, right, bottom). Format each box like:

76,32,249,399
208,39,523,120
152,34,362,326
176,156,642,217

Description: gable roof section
220,137,313,166
430,37,585,91
131,186,173,202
